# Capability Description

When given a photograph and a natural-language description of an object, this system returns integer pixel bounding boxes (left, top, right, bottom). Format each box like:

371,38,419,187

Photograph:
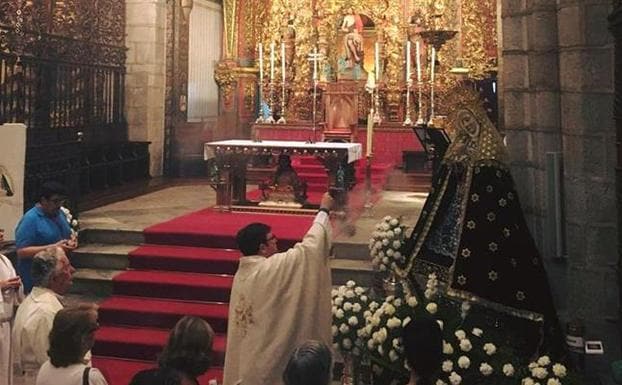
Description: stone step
69,258,376,298
80,228,144,246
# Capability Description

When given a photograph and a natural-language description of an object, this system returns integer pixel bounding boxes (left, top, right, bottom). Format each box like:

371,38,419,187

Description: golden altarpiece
214,0,498,166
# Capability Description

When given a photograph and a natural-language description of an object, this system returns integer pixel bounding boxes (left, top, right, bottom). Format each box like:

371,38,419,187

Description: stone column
125,0,167,177
559,0,618,373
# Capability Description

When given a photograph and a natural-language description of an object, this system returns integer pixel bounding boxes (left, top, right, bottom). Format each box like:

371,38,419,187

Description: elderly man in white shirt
0,229,24,385
12,246,75,384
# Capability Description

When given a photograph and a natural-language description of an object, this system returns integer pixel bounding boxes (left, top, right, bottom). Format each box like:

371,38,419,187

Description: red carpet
92,159,393,385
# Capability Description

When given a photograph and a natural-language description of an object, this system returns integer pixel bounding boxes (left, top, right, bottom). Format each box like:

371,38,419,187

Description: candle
281,42,286,84
406,40,411,82
258,43,264,82
430,47,436,82
374,42,380,82
270,42,275,81
366,111,374,157
415,40,421,82
313,46,318,81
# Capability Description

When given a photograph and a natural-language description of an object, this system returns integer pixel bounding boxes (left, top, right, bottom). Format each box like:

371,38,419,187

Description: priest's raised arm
223,193,334,385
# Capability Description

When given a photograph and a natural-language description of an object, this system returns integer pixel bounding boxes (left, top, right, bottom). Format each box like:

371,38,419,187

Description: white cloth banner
0,123,26,240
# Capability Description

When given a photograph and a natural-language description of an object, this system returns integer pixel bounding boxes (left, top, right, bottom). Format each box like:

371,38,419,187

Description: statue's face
456,110,480,138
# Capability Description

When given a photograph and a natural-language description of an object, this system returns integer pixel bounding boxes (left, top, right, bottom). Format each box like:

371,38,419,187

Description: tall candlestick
415,40,421,82
270,42,275,81
374,42,380,82
366,111,374,157
281,42,286,84
312,47,318,81
430,47,436,82
259,43,264,82
406,40,411,81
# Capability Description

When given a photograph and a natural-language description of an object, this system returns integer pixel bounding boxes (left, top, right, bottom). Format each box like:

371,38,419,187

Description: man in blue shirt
15,181,77,293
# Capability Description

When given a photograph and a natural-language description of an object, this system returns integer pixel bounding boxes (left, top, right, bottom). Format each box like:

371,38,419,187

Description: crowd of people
0,183,447,385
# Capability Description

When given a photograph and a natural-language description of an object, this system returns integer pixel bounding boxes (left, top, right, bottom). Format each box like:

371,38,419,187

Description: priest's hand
320,192,334,212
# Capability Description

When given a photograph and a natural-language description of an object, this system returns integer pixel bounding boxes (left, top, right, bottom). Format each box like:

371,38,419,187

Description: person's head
159,316,215,378
402,317,443,385
283,340,332,385
236,222,278,257
31,246,75,294
48,304,99,367
38,181,67,216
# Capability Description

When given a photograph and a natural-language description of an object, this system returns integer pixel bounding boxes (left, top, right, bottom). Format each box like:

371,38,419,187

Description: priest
223,192,334,385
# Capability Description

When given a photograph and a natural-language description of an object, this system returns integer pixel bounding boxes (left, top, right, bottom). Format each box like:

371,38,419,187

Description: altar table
204,140,363,210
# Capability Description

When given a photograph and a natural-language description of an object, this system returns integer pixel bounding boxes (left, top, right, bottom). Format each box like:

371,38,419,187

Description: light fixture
180,0,193,23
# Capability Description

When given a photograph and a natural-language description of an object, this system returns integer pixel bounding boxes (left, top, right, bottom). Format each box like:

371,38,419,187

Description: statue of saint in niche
340,7,364,68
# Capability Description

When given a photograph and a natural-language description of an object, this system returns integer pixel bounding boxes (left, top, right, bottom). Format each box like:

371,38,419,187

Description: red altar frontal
252,123,423,166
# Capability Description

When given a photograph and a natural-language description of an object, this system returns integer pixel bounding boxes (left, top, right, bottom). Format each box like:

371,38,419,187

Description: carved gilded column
223,0,238,59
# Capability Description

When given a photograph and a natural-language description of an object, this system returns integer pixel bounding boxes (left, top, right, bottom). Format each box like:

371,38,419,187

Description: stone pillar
125,0,167,177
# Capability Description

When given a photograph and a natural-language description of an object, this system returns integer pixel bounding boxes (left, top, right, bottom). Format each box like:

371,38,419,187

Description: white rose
503,363,515,376
379,264,387,271
345,290,355,298
528,362,538,369
335,309,344,319
394,251,402,260
537,356,551,367
384,304,396,316
393,298,402,307
442,360,453,372
436,380,446,385
363,310,372,319
334,297,343,306
547,379,561,385
472,328,483,337
342,338,352,350
360,295,368,302
343,302,353,311
390,218,399,226
357,329,366,337
449,371,462,385
426,303,438,314
346,280,356,288
459,339,472,352
382,257,389,264
386,230,395,238
392,338,401,349
371,316,381,327
375,241,383,249
394,227,402,235
339,324,350,334
424,289,434,299
437,320,444,330
386,249,394,257
382,239,389,246
483,343,497,355
389,349,399,362
522,378,535,385
354,286,364,295
383,216,392,222
367,339,375,349
381,223,390,231
348,316,358,326
369,301,379,310
407,296,418,307
531,367,548,380
392,240,401,249
364,324,373,335
480,363,493,376
331,289,339,297
443,341,454,355
377,345,384,355
386,295,395,302
457,356,470,369
352,303,362,313
331,325,338,336
552,364,566,378
71,219,78,227
377,328,388,343
455,330,466,340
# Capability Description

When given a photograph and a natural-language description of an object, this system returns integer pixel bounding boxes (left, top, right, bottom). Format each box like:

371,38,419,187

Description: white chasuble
0,255,23,385
223,214,332,385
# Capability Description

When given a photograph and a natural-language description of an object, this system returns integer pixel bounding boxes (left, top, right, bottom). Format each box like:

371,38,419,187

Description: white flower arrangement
60,206,79,237
520,357,567,385
331,280,370,355
369,216,407,272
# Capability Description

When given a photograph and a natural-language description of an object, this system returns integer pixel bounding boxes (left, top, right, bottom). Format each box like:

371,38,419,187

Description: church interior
0,0,621,384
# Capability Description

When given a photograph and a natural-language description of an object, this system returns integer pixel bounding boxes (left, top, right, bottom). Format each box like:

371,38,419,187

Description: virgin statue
400,84,565,357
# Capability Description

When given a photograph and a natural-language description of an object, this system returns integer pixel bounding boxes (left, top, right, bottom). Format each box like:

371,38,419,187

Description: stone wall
501,0,618,378
125,0,168,177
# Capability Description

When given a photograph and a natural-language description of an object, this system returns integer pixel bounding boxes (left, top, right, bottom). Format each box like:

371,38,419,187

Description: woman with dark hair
36,304,106,385
402,317,443,385
129,316,215,385
282,340,332,385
